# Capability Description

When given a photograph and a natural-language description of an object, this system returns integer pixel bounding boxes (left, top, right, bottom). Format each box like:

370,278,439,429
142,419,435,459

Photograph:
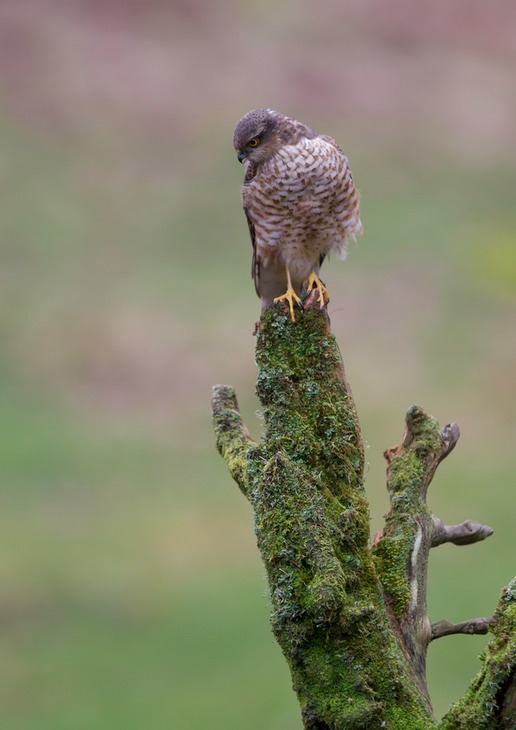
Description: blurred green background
1,1,515,727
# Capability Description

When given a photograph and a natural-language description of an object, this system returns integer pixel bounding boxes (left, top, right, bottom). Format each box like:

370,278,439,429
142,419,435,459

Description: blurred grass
0,1,515,727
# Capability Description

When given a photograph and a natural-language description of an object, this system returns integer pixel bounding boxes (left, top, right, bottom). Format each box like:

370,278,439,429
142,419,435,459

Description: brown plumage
233,108,362,320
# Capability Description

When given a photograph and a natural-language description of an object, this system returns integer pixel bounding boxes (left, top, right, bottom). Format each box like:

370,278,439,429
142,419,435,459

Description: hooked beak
237,150,247,163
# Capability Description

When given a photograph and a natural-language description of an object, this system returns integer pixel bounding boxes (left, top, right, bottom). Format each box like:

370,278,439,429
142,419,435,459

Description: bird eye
247,137,260,148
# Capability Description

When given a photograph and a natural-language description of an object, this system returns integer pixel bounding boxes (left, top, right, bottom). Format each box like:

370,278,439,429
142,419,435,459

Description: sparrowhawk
233,108,362,321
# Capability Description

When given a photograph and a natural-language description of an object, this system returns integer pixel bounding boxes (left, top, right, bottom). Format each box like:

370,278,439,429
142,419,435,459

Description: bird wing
244,204,261,296
241,162,262,296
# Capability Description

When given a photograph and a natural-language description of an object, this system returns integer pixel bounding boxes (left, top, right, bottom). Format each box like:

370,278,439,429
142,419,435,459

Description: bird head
233,108,283,166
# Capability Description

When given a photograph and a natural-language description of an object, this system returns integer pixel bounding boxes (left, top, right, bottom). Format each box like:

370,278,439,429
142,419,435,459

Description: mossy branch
441,579,516,730
212,294,514,729
371,406,498,710
212,384,256,496
371,407,460,707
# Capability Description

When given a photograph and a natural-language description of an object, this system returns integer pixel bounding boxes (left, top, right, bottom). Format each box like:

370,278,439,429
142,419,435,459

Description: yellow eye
247,137,260,148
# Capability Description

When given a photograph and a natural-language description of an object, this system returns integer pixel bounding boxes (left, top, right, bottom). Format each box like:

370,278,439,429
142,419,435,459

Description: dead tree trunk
212,293,515,730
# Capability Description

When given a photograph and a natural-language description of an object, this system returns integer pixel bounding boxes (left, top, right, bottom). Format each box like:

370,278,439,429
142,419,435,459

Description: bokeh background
1,1,515,728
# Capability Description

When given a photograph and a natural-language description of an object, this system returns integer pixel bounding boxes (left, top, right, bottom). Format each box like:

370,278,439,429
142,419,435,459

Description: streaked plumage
233,108,362,320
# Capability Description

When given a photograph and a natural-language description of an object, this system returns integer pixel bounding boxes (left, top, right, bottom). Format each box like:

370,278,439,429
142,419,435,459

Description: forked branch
372,406,497,710
212,297,515,729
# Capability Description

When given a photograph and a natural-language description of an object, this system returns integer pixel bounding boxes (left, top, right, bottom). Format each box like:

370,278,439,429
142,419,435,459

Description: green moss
372,411,437,618
404,405,443,452
373,534,412,616
255,306,365,501
212,399,254,496
389,451,426,497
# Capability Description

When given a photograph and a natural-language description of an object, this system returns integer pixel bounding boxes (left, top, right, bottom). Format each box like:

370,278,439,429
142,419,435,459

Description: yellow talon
274,287,302,322
305,272,329,308
273,265,303,322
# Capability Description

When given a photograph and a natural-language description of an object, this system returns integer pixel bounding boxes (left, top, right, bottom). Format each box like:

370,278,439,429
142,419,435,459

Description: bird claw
274,288,303,322
305,272,329,308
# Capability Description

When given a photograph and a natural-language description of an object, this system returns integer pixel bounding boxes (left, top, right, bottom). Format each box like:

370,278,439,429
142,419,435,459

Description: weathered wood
431,517,493,547
431,617,496,640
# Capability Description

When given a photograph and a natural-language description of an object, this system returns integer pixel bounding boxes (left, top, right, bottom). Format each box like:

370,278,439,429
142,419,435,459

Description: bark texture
212,296,515,729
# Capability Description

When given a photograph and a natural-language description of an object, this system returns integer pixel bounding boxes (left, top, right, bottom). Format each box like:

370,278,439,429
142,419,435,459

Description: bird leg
274,266,302,322
305,271,329,308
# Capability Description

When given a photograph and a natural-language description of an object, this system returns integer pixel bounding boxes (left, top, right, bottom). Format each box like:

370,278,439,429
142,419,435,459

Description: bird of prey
233,108,362,321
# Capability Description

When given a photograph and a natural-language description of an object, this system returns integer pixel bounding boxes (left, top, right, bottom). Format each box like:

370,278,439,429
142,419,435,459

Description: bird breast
244,136,361,281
